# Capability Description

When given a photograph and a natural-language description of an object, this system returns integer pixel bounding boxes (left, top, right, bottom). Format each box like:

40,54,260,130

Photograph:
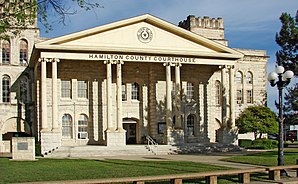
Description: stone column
229,66,235,127
174,63,182,129
52,59,59,132
116,60,124,131
40,58,48,131
220,65,227,127
164,62,172,130
104,60,113,131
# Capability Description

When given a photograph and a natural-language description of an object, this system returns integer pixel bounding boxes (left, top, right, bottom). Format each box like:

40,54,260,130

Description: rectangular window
2,48,10,64
131,83,139,100
78,117,88,139
186,82,194,100
237,90,243,104
20,51,27,64
77,80,88,98
247,90,253,103
61,80,71,98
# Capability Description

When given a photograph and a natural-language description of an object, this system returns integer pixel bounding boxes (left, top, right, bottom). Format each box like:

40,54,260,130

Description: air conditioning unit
78,132,88,139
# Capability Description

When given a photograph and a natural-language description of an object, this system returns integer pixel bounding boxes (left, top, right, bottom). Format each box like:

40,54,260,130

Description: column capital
163,62,176,67
116,60,124,65
174,63,182,67
39,58,60,63
104,60,124,65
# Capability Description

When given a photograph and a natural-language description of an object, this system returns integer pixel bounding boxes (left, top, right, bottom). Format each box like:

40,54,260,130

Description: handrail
146,135,158,154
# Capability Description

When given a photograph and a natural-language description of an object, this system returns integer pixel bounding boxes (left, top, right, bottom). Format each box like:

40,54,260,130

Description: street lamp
267,65,294,170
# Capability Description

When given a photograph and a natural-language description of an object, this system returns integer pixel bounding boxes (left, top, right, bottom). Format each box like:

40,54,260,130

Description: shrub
246,138,278,149
238,139,252,148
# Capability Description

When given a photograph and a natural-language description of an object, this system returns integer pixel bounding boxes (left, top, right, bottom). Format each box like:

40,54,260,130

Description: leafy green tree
275,11,298,125
0,0,102,38
236,106,278,140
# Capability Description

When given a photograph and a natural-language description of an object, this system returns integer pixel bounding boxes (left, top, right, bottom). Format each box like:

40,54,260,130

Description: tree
275,11,298,125
236,106,278,140
0,0,102,38
275,11,298,73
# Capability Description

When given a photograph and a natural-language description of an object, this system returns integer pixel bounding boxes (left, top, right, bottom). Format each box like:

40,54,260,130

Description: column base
165,129,184,145
105,130,127,147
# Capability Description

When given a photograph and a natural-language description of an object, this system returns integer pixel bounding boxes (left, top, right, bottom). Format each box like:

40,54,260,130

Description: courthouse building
0,11,268,155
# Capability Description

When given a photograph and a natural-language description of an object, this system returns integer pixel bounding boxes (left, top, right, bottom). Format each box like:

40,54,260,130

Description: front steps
44,145,178,158
43,143,242,158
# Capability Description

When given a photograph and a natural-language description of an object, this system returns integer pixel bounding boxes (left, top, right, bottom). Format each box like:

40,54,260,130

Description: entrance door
123,123,136,144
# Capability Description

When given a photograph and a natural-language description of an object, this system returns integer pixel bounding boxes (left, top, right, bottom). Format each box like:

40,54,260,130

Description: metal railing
146,135,158,154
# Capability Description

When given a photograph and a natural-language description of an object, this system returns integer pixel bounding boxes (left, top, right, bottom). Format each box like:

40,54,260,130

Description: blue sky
39,0,298,113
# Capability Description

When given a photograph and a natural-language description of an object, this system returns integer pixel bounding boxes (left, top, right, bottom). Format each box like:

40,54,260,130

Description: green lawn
222,148,298,166
0,158,229,183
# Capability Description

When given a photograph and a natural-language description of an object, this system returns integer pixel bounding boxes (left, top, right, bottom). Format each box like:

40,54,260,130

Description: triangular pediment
35,14,243,60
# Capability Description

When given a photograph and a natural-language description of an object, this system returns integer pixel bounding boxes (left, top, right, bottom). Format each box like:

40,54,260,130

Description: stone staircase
43,143,241,158
44,145,178,158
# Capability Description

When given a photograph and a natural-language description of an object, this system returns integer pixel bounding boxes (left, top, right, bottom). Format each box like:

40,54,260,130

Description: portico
29,14,243,155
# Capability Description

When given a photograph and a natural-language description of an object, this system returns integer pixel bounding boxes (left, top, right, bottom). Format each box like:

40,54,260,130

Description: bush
238,139,253,148
246,138,278,149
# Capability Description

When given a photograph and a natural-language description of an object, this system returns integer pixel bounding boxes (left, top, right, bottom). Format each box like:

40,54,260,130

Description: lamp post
267,66,294,169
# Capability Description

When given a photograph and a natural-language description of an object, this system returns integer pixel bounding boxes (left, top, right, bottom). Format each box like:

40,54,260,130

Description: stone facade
0,12,267,155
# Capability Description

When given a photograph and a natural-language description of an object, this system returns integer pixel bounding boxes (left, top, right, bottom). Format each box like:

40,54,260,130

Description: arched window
215,80,221,105
131,82,139,100
246,72,253,84
20,39,28,64
235,71,243,84
187,114,195,136
186,82,194,100
62,114,72,138
78,114,88,139
2,75,10,103
2,40,10,64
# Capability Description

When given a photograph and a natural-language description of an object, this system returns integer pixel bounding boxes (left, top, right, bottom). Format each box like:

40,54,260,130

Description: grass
0,158,230,183
222,148,298,166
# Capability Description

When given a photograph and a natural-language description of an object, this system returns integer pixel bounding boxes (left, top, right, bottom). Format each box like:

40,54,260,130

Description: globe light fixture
267,65,294,175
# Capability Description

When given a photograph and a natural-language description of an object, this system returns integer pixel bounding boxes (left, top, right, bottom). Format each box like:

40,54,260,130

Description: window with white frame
235,71,243,84
122,83,127,101
236,90,243,104
246,72,253,84
61,80,71,98
215,81,221,105
186,82,194,101
2,75,10,103
62,114,72,138
77,80,88,98
131,82,139,100
78,114,88,139
247,90,253,103
187,114,195,136
19,39,28,65
2,40,10,64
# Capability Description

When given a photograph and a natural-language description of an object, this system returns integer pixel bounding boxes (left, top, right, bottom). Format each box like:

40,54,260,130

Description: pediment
36,14,243,60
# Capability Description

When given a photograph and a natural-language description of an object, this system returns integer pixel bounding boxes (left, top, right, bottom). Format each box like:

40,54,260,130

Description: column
175,63,182,128
40,58,48,131
104,60,113,131
164,62,172,130
229,66,235,127
116,60,124,131
52,59,59,132
220,65,227,127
